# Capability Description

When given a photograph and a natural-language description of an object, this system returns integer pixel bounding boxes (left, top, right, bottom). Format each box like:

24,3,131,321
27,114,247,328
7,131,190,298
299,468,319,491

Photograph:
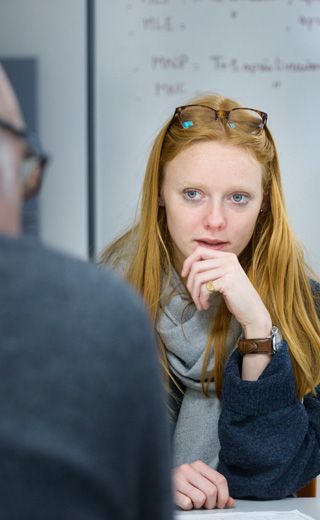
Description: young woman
101,94,320,511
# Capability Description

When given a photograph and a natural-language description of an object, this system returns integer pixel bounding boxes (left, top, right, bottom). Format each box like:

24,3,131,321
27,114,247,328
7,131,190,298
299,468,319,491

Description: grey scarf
156,271,241,469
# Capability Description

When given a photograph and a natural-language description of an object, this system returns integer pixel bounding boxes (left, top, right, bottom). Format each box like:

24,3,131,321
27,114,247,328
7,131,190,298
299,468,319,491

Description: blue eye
232,193,249,204
184,189,201,201
182,120,194,129
228,121,236,129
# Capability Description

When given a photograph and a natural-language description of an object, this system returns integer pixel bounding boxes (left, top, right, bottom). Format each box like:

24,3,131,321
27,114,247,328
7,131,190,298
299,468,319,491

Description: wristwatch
238,326,283,355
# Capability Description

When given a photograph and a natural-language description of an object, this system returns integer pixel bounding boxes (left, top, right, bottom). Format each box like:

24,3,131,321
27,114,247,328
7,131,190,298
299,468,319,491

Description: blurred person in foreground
0,64,173,520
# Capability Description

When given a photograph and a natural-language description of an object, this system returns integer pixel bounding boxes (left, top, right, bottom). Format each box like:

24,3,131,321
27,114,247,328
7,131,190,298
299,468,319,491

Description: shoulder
0,236,162,426
310,279,320,296
42,243,149,327
45,240,159,381
310,279,320,316
2,234,150,338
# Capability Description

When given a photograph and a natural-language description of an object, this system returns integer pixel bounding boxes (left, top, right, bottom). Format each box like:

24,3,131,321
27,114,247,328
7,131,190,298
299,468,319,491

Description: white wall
95,0,320,274
0,0,88,259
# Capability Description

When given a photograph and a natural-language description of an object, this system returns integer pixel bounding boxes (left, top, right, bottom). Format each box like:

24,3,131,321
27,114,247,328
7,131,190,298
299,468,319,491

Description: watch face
272,326,283,352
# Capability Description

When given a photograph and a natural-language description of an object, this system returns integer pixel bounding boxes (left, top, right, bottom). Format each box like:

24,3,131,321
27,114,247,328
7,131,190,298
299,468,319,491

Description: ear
259,196,268,213
158,195,165,207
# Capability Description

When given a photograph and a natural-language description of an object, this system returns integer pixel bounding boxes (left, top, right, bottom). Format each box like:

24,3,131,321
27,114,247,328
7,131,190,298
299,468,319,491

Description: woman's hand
173,460,235,510
181,247,271,338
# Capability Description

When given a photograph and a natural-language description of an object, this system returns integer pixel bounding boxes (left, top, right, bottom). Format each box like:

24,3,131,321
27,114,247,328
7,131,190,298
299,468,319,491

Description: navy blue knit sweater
219,327,320,498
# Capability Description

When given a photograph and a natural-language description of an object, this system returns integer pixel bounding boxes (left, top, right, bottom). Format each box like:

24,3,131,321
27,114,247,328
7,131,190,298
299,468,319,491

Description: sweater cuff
221,342,298,416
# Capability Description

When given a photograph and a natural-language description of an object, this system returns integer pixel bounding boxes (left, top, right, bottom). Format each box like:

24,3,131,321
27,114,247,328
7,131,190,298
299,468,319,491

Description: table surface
175,498,320,518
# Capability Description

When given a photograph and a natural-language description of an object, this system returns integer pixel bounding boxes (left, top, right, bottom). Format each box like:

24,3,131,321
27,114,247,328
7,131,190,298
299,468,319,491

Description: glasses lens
20,156,43,199
228,109,265,134
177,106,217,129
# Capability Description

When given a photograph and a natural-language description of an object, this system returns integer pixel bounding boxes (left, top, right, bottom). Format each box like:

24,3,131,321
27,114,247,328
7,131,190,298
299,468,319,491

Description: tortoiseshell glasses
172,104,268,135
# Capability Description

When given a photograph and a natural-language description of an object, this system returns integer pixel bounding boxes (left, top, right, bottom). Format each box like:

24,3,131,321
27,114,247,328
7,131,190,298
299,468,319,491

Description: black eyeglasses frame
0,117,49,199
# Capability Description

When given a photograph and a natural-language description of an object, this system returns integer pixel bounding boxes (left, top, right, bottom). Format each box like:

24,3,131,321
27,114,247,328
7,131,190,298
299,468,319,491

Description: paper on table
175,510,315,520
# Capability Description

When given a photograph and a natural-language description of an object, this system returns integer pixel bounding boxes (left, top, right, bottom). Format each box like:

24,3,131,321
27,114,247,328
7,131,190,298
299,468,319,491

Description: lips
196,239,229,250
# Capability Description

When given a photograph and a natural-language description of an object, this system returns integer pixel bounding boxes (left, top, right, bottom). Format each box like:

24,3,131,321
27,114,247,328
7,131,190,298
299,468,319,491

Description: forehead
163,140,264,189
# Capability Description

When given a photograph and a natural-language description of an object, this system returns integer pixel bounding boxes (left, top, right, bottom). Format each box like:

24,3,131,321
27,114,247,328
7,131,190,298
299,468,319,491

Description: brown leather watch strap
238,337,273,355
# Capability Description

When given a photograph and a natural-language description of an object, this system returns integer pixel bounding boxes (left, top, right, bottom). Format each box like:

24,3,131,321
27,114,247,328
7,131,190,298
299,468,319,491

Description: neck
0,201,21,236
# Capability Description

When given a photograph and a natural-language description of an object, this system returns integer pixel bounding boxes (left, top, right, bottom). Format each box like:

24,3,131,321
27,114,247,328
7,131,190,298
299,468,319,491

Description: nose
203,200,227,230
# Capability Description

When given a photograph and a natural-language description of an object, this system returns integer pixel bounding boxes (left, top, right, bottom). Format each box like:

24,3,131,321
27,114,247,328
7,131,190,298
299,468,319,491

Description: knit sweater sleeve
217,343,320,499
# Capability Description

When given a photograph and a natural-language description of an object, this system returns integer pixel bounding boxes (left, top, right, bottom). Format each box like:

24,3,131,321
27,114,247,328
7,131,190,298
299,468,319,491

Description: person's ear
259,196,268,213
158,195,165,207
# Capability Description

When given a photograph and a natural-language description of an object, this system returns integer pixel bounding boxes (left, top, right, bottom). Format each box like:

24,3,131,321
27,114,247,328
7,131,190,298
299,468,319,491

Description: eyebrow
176,181,208,190
176,180,258,192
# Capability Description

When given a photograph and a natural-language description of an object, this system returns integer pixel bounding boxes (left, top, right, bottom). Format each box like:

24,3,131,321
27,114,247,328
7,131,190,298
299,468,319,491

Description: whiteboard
95,0,320,272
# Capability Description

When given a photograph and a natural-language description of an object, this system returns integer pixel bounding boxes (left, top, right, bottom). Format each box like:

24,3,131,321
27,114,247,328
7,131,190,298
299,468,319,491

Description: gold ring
206,281,216,293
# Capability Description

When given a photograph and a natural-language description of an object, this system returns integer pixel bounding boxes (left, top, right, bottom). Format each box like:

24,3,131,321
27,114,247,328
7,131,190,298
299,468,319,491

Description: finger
182,247,228,277
192,461,231,509
174,464,218,509
174,490,193,511
215,473,232,509
199,286,211,311
198,273,224,308
186,258,226,299
197,277,218,311
187,277,213,311
201,484,218,510
174,478,207,509
185,260,218,307
199,282,214,311
187,269,224,311
175,463,217,509
226,496,235,508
